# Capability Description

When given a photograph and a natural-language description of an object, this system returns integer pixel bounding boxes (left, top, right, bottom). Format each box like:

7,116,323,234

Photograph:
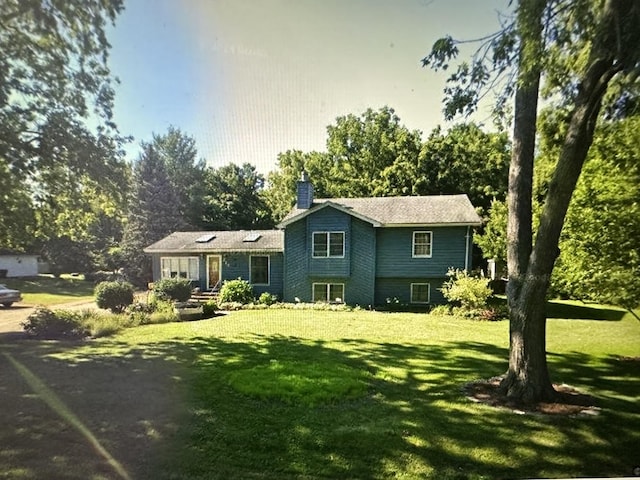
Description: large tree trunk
500,0,631,403
501,0,552,403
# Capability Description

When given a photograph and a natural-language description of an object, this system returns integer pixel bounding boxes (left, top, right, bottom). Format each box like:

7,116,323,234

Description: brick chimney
296,170,314,209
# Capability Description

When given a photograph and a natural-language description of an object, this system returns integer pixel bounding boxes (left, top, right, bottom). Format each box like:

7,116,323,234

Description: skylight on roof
195,233,215,243
243,232,261,242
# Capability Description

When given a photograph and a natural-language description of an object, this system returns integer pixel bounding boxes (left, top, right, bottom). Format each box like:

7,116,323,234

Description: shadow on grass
4,275,94,299
0,333,638,479
546,301,626,321
492,296,626,321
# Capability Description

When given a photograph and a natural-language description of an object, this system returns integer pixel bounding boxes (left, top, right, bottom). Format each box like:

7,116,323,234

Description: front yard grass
4,274,95,306
0,304,638,479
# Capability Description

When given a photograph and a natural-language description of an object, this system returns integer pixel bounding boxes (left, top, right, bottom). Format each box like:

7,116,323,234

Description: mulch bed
463,376,600,416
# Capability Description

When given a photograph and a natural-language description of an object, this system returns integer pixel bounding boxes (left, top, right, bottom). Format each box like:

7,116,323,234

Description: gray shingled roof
279,194,482,227
144,230,284,253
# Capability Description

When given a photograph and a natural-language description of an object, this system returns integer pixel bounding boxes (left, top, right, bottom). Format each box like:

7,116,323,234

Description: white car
0,284,22,307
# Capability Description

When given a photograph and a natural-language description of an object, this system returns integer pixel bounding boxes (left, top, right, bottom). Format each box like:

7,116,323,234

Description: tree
265,110,509,223
264,107,424,218
418,123,510,213
265,150,333,222
201,163,273,230
424,0,640,403
121,145,184,287
477,114,640,308
0,0,127,251
151,126,207,229
549,116,640,308
33,165,129,274
325,106,423,197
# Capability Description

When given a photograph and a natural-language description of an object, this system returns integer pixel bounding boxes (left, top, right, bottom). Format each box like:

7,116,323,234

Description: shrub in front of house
152,278,192,302
22,307,89,339
219,279,254,304
94,281,135,313
258,292,278,306
202,300,218,318
440,269,493,311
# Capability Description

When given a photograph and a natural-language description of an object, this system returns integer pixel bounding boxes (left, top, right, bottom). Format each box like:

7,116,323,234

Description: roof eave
144,248,284,254
278,201,382,228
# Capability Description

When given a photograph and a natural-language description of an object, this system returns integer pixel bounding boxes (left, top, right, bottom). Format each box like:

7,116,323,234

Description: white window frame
410,283,431,304
312,283,345,303
312,231,345,258
160,256,199,280
249,255,270,286
412,231,433,258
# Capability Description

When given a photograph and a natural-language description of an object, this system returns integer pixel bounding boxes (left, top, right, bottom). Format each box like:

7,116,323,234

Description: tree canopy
202,163,273,230
0,0,127,251
151,126,207,229
265,107,509,221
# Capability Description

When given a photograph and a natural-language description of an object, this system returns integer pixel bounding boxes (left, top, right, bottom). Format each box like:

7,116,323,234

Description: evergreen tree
121,145,184,287
151,126,207,229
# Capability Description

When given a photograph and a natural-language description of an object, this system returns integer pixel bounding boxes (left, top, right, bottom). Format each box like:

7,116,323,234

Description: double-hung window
250,255,270,285
313,232,345,258
160,257,199,280
313,283,345,303
412,231,432,258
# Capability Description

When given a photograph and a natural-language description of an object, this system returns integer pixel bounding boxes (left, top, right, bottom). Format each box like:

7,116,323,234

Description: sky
107,0,510,174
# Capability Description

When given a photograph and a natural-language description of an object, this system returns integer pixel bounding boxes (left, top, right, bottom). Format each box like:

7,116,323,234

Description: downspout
464,226,471,272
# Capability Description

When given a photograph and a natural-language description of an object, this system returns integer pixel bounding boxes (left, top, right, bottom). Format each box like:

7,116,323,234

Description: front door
207,255,222,290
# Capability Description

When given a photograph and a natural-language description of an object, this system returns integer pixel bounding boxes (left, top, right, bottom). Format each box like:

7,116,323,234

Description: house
144,174,482,306
0,251,39,278
144,230,285,298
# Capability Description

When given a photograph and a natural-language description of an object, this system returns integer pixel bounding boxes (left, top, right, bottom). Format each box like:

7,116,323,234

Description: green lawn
3,274,95,306
1,305,638,479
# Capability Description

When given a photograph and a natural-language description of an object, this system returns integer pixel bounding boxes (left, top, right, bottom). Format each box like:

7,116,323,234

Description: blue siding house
144,230,285,299
145,174,482,306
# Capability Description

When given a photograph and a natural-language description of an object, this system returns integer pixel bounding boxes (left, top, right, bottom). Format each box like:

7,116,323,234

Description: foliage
265,109,509,223
85,271,125,284
440,269,492,311
201,163,273,230
21,307,88,339
474,199,508,263
324,106,423,198
0,0,128,252
265,150,333,222
80,309,131,338
258,292,278,306
428,304,452,316
202,300,218,318
94,281,134,313
419,123,510,213
151,126,207,229
152,278,192,302
548,116,640,308
479,116,640,309
121,144,185,287
218,279,254,304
